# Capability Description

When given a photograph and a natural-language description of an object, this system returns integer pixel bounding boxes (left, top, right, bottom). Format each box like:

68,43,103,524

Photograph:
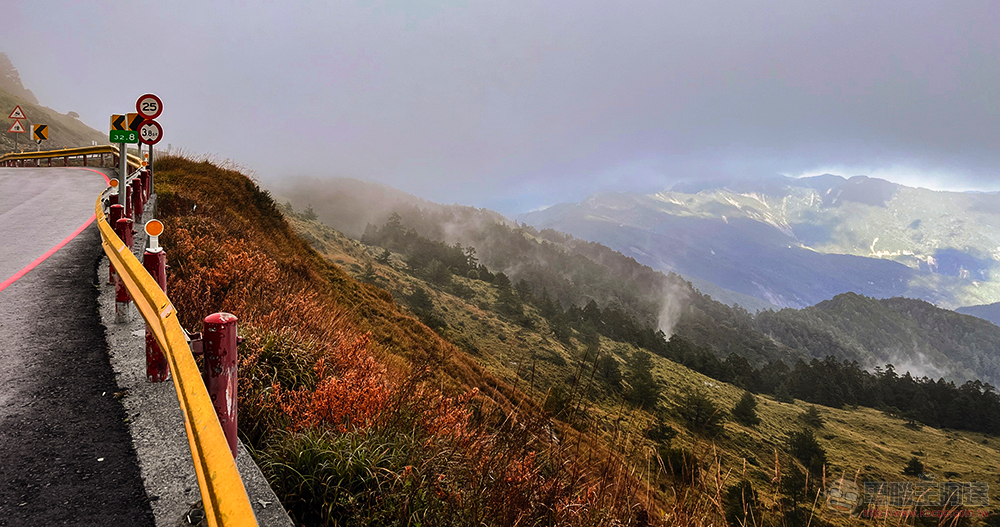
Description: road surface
0,167,154,525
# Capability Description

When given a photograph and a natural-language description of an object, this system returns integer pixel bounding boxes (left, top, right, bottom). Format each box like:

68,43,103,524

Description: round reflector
145,219,164,237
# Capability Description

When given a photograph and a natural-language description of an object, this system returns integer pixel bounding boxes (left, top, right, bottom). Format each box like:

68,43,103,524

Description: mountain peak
0,53,38,105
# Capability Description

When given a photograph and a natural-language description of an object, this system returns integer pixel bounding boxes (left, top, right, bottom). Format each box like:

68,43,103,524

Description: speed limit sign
136,93,163,120
138,119,163,145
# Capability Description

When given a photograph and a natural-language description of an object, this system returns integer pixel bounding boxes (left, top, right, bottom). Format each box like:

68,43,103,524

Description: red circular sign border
138,119,163,145
136,93,163,120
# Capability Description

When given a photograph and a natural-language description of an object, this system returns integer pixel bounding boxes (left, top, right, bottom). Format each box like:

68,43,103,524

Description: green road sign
110,130,138,143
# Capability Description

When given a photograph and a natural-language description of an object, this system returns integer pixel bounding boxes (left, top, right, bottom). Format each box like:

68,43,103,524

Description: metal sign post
31,124,48,153
120,141,128,216
136,94,163,198
8,106,26,154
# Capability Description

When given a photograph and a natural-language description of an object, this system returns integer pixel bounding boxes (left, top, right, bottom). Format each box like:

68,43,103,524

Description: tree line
361,214,1000,436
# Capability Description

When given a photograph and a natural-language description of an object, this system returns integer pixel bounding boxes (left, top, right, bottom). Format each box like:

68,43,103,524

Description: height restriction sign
138,119,162,145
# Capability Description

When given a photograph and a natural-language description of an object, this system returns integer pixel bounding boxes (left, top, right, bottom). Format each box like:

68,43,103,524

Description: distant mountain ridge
0,53,104,153
281,177,1000,387
955,302,1000,327
521,175,1000,309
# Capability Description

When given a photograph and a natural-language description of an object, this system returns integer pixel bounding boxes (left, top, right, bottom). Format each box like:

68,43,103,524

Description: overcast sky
7,1,999,213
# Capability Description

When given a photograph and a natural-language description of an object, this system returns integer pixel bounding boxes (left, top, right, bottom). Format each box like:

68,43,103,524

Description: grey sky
7,1,999,213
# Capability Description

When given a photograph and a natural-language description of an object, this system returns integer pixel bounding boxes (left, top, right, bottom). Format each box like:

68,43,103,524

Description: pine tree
302,204,318,221
627,351,661,410
732,391,761,426
678,390,726,436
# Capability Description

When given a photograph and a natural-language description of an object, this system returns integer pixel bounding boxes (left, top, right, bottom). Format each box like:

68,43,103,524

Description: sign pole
119,141,128,217
149,143,154,212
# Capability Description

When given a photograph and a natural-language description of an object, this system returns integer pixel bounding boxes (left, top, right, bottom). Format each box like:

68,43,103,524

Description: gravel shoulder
98,194,294,527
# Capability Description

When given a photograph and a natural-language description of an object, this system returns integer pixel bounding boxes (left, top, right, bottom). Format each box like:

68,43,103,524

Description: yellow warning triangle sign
8,105,26,119
8,119,26,133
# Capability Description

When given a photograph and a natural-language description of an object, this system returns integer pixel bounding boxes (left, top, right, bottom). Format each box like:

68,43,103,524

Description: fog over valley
6,0,1000,214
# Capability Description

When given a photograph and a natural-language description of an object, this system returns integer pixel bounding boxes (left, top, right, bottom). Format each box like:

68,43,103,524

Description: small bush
903,456,924,476
724,480,759,527
800,405,824,428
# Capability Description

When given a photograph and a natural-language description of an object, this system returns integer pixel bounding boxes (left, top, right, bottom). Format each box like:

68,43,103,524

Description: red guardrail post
202,313,239,458
108,201,124,284
131,179,144,221
114,216,134,322
139,168,151,202
143,220,170,382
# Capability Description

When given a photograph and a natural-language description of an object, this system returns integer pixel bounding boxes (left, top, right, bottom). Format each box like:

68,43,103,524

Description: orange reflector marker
145,219,164,252
145,219,163,236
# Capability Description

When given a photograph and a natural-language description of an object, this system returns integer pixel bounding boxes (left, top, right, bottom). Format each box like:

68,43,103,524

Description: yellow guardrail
8,146,259,525
96,194,258,526
0,145,143,169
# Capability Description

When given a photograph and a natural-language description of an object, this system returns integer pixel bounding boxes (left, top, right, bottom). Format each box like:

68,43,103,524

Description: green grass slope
288,208,1000,526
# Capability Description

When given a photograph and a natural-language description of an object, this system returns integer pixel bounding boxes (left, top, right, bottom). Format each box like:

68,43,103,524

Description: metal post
143,233,169,382
148,144,154,199
113,217,134,322
203,313,239,458
119,142,129,219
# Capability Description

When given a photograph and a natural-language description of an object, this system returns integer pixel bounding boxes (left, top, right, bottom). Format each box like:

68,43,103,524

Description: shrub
800,405,824,428
903,456,924,476
724,480,759,527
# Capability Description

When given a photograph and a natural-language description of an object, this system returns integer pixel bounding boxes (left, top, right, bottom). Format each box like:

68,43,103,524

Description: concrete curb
97,193,294,527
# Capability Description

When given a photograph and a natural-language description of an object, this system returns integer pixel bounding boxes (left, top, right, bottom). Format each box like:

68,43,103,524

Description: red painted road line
0,167,112,293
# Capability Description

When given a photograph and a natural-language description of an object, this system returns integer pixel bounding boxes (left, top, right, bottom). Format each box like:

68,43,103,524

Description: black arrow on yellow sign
32,124,48,141
127,113,143,131
111,114,127,131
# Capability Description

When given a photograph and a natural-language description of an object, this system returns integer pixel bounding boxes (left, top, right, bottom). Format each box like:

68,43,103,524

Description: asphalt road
0,167,154,525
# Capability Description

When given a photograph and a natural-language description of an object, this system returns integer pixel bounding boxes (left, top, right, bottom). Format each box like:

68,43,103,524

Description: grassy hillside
154,156,662,526
285,202,1000,526
0,86,105,153
288,182,1000,398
